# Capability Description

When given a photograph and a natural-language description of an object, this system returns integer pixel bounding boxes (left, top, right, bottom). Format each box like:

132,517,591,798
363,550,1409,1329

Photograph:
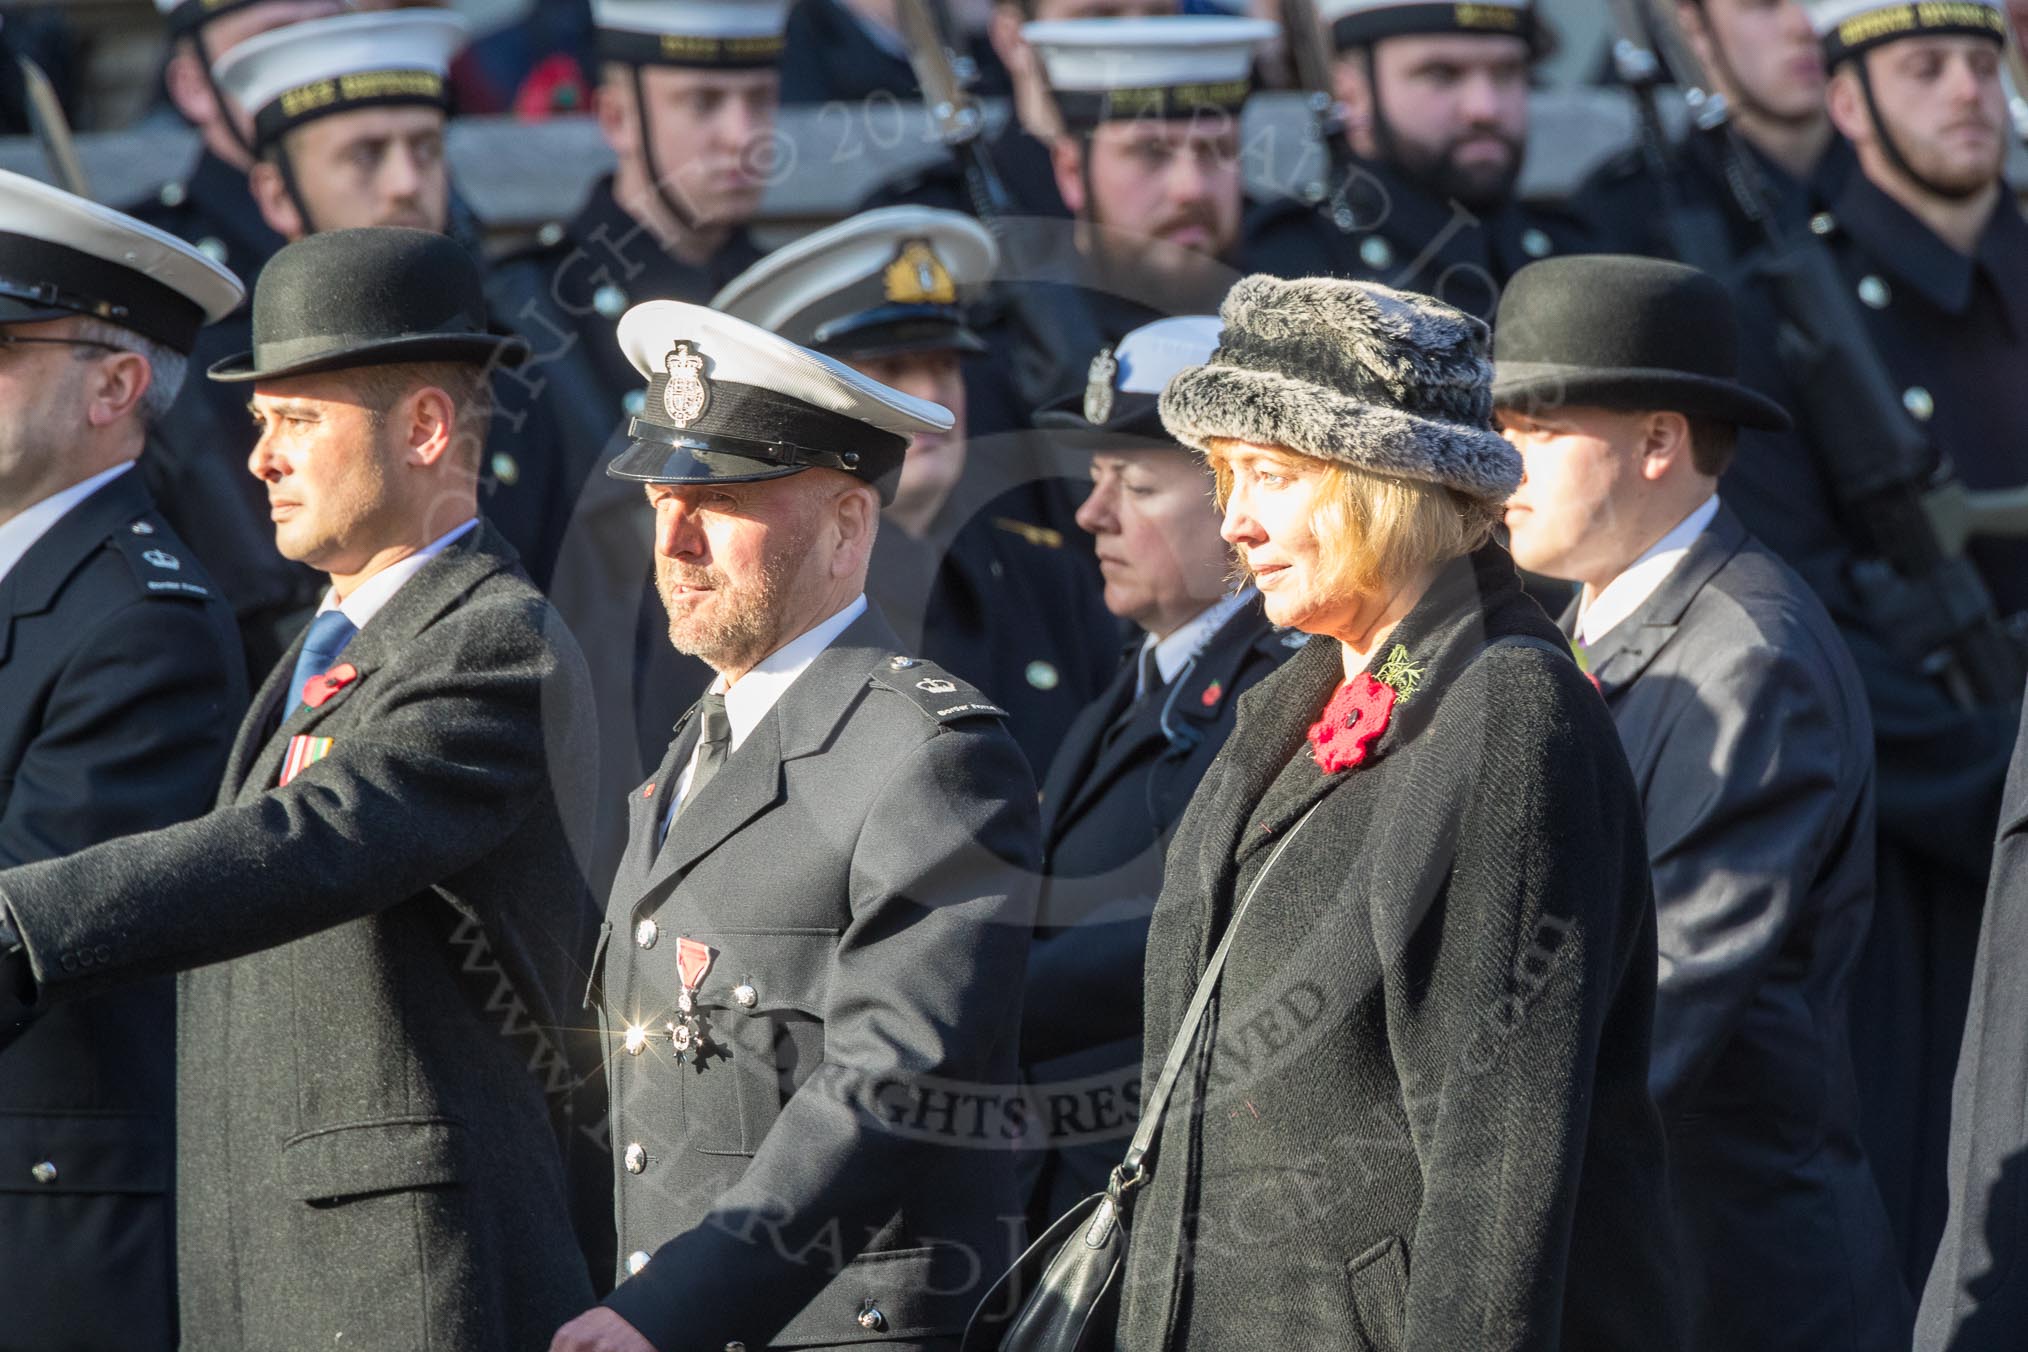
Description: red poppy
1307,673,1397,773
301,663,359,709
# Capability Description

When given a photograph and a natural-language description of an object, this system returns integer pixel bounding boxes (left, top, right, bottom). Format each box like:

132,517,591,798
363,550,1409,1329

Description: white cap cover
212,9,470,151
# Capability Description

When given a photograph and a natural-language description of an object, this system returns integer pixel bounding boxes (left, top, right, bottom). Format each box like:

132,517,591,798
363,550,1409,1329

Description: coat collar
570,175,765,306
1832,171,2028,334
631,607,907,907
0,469,158,667
1558,503,1746,695
1220,544,1538,865
228,521,519,794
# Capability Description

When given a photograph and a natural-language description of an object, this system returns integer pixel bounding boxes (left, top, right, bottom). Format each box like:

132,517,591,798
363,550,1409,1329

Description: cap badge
885,239,956,305
662,341,712,429
1084,346,1118,425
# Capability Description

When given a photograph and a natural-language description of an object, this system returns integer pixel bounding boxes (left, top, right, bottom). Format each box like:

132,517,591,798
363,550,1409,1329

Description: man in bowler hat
0,227,600,1350
1494,254,1908,1352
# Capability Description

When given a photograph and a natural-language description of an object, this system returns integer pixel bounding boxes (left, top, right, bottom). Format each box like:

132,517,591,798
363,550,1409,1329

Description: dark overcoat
1916,674,2028,1350
0,524,600,1351
1116,546,1685,1351
0,469,245,1352
1563,504,1908,1350
1021,599,1295,1223
594,608,1039,1352
1725,179,2028,1278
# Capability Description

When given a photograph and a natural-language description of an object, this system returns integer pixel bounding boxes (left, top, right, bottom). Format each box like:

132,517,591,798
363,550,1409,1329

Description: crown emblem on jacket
662,341,711,428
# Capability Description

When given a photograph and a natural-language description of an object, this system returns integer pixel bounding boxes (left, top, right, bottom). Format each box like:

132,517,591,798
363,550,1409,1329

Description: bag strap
1108,798,1325,1200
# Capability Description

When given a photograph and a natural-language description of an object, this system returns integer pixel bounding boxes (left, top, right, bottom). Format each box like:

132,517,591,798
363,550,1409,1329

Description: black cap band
594,28,787,68
1820,1,2006,66
0,232,206,352
252,69,449,153
1330,3,1537,51
1055,79,1252,129
637,371,906,467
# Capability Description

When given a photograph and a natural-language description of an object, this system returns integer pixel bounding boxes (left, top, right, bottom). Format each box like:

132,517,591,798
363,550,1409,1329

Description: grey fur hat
1157,275,1522,503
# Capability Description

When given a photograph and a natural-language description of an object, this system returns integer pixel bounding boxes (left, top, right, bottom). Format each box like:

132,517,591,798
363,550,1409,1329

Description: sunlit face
1064,116,1244,271
248,374,405,575
1075,446,1229,637
847,349,968,528
1685,0,1826,122
1497,406,1646,583
606,65,780,228
1212,441,1348,634
1342,33,1531,209
647,475,828,671
0,320,98,512
280,106,450,234
1844,37,2007,195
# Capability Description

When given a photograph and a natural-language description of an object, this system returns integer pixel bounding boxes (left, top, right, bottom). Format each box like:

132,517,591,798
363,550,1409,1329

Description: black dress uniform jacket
867,482,1119,778
1582,134,1855,272
1021,598,1294,1224
1116,546,1684,1352
1562,504,1908,1352
778,0,1010,106
0,469,245,1352
1239,154,1596,321
1726,174,2028,1282
594,607,1038,1352
1916,671,2028,1350
0,524,600,1351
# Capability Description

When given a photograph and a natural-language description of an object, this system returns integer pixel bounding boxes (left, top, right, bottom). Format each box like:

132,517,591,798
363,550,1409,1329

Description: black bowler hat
1491,255,1792,432
209,228,526,383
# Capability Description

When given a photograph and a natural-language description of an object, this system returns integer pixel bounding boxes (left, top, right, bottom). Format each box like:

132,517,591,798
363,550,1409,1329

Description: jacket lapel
0,471,157,670
636,609,904,903
1039,655,1136,845
1575,505,1746,697
236,524,515,799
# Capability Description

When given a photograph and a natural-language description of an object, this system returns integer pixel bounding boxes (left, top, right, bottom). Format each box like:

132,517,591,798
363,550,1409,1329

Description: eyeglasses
0,334,125,357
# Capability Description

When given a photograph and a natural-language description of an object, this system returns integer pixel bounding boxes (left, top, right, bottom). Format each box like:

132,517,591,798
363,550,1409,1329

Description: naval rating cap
1807,0,2006,66
212,8,469,154
1319,0,1538,53
1022,16,1278,130
591,0,792,67
709,206,997,360
608,300,953,504
0,167,244,353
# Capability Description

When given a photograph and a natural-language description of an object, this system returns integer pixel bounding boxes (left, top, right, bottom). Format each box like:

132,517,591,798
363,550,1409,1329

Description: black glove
0,911,34,1052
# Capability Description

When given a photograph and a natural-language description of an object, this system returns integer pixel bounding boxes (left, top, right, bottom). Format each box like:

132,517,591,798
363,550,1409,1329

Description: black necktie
677,691,732,819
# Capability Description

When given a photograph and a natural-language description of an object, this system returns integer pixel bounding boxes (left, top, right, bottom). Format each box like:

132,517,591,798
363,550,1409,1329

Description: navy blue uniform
0,469,247,1352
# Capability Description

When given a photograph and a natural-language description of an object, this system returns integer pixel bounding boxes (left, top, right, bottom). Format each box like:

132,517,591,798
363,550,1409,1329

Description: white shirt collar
0,462,134,588
1577,495,1720,647
1138,588,1257,695
316,518,479,632
716,593,868,754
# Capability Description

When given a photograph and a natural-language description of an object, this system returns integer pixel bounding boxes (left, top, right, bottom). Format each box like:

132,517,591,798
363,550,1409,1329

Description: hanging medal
666,936,716,1064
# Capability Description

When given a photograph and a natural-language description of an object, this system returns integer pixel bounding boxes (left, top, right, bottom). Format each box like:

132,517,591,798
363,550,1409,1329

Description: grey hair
68,317,189,430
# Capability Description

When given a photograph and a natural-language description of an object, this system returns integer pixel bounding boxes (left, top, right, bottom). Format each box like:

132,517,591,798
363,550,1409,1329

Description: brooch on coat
1307,644,1422,774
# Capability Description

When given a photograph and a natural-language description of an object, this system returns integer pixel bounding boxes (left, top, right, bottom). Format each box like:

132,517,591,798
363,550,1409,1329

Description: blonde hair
1205,438,1500,595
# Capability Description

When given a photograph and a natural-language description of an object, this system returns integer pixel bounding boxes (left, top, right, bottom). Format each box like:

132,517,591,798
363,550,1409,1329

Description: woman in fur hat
1112,276,1686,1350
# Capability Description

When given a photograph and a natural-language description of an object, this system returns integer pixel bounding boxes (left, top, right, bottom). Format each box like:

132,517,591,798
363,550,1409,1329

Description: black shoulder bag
962,801,1325,1352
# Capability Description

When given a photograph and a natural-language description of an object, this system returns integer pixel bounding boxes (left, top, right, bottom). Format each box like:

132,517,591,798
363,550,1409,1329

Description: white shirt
664,593,868,835
316,518,480,631
0,462,134,588
1576,495,1721,647
1137,588,1258,696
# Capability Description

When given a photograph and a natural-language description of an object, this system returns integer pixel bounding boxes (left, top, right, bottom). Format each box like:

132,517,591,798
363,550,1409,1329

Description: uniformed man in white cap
1020,314,1295,1231
1722,0,2028,1288
487,0,791,463
710,205,1120,779
865,0,1176,220
130,0,345,281
1243,0,1595,319
206,6,576,595
550,301,1038,1352
0,169,248,1352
